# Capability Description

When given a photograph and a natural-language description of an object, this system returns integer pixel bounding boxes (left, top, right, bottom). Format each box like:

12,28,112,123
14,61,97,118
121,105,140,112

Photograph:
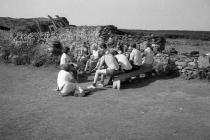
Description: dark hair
118,45,124,52
63,47,70,53
110,50,118,55
101,43,107,50
60,64,70,71
60,64,75,72
131,43,136,48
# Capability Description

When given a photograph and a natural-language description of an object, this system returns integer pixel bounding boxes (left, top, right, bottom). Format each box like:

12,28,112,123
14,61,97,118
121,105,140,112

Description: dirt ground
0,63,210,140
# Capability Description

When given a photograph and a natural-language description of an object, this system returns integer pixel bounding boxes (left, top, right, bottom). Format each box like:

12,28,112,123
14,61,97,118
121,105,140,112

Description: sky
0,0,210,31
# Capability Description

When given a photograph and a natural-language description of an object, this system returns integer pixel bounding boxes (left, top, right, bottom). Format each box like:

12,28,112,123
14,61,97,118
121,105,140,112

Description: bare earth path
0,63,210,140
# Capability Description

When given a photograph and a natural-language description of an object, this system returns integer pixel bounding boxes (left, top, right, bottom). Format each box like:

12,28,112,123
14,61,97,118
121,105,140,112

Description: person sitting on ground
84,44,100,73
115,48,133,73
142,44,154,66
57,64,85,97
88,44,119,88
129,43,142,70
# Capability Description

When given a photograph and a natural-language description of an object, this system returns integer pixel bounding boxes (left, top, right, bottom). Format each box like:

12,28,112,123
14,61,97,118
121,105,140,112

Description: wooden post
55,15,68,27
48,15,58,30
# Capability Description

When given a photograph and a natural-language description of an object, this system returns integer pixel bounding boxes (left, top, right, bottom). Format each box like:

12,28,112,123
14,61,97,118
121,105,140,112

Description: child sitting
57,64,86,97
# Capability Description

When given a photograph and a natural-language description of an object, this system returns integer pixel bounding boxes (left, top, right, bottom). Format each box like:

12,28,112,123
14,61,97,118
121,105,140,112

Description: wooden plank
114,65,153,81
112,65,153,90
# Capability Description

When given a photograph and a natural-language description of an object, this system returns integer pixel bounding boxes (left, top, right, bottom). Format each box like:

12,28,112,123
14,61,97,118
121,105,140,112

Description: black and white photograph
0,0,210,139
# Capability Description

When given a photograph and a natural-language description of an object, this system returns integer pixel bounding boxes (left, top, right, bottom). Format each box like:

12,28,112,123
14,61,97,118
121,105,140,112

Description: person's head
101,43,107,50
83,41,87,46
131,43,137,49
63,47,70,54
91,44,98,51
60,64,70,72
110,49,118,56
60,64,75,72
127,46,132,53
117,47,123,54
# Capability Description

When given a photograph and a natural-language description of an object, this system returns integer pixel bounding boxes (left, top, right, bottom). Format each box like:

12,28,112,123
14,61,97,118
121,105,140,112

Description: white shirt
57,70,74,90
143,47,154,65
60,53,70,65
92,50,99,60
129,48,142,66
115,54,132,70
100,54,119,70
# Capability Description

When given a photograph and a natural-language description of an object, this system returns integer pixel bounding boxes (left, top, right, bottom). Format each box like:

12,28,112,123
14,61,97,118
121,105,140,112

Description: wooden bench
112,65,153,90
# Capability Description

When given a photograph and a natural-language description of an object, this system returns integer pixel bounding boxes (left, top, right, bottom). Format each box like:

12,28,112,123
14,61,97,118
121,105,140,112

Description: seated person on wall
60,47,71,65
88,44,119,88
90,43,107,72
57,64,85,97
124,45,132,59
129,43,142,70
142,44,154,67
60,47,78,80
84,44,100,73
115,48,133,73
77,42,91,63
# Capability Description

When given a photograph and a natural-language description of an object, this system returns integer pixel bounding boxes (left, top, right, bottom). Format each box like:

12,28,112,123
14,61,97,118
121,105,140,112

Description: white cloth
100,54,119,70
57,70,74,90
143,47,154,65
60,53,70,65
115,54,132,70
92,50,99,60
129,48,142,66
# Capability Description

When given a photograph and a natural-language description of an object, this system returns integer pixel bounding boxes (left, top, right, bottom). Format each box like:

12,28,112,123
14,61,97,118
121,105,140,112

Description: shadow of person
82,88,107,97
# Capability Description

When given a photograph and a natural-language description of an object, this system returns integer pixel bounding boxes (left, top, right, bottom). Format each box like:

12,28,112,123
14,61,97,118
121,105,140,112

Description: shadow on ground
121,74,179,90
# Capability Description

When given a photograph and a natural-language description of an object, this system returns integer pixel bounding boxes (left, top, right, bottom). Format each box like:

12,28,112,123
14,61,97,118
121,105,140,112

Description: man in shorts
88,44,119,88
129,43,142,70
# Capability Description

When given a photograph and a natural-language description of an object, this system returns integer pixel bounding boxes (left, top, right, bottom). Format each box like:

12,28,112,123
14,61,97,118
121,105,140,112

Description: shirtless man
88,44,119,88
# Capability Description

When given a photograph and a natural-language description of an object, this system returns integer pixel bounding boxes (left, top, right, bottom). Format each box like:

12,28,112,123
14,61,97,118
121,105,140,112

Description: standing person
129,43,142,70
88,44,119,88
115,48,132,72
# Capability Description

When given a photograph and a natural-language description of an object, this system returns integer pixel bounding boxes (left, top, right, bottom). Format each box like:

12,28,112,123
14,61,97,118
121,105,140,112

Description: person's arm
65,56,69,64
91,58,101,72
68,72,77,83
98,56,105,70
129,51,134,61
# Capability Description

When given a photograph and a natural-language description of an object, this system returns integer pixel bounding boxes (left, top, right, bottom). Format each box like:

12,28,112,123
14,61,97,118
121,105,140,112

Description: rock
175,61,187,68
198,55,210,68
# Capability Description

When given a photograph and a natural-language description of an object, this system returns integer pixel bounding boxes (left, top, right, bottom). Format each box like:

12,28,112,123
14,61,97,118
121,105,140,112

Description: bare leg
93,69,107,84
84,60,90,72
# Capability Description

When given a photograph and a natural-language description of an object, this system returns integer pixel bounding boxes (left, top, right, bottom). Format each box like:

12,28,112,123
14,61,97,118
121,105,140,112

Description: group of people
56,41,155,96
88,42,154,89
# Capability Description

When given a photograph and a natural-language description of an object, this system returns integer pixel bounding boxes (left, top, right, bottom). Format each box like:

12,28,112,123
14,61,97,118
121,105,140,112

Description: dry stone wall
0,25,143,65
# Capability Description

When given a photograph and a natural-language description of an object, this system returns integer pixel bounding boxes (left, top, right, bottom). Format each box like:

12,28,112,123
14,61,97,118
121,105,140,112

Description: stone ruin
0,25,146,65
0,21,209,81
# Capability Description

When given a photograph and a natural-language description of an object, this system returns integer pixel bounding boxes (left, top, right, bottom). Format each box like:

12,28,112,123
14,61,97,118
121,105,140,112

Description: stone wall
0,25,143,66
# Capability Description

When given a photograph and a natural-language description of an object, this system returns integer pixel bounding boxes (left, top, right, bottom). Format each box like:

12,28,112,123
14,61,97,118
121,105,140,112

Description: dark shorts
132,65,141,70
